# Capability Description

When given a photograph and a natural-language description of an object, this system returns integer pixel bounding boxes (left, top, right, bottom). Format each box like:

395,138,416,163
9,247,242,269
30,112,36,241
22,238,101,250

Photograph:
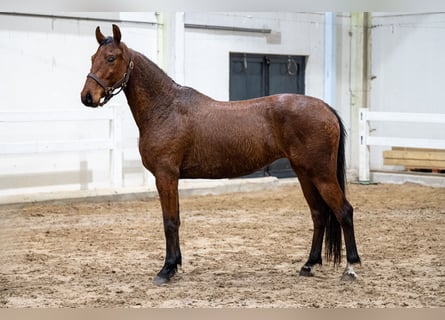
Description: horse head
81,24,133,107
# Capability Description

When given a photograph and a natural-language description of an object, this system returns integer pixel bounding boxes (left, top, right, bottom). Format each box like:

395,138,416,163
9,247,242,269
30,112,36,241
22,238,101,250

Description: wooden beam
383,148,445,169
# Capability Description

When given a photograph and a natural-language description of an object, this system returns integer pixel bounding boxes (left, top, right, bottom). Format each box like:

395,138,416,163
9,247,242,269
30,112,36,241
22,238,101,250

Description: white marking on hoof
341,263,357,281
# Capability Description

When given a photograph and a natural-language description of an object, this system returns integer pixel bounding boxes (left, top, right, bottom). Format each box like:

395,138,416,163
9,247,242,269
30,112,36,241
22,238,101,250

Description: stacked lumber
383,147,445,173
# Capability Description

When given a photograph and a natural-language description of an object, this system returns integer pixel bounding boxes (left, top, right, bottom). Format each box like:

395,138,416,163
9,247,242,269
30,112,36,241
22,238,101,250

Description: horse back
178,93,338,179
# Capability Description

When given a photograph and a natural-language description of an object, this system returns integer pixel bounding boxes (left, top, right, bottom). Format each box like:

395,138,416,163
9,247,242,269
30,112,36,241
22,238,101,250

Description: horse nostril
86,92,93,105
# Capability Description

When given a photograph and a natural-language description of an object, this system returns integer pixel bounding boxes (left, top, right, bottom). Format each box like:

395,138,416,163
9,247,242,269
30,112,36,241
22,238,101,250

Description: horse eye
107,56,115,63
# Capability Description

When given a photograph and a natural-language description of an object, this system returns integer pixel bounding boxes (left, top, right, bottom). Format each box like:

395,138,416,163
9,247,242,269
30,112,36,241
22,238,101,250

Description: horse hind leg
295,175,330,277
314,178,361,281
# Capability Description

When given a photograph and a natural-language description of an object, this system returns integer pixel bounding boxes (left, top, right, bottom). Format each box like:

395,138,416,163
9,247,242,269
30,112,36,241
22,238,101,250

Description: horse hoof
299,266,314,277
341,263,358,281
153,275,169,286
341,270,357,281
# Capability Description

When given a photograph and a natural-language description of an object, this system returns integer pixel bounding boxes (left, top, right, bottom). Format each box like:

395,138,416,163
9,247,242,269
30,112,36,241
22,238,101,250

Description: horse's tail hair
324,106,347,266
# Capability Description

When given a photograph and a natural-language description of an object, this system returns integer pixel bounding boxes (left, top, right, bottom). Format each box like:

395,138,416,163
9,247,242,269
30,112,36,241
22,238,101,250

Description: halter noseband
87,55,134,106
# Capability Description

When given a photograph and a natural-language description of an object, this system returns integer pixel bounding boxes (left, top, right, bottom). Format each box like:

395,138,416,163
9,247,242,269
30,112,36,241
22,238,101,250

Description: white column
157,12,185,84
351,13,371,183
324,12,336,109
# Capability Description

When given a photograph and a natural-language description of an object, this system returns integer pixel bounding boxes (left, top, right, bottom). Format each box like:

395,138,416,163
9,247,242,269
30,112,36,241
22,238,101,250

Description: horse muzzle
80,83,106,108
81,91,97,108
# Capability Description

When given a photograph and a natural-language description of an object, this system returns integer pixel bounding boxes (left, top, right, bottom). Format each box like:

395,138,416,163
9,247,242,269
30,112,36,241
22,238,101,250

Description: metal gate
229,53,305,178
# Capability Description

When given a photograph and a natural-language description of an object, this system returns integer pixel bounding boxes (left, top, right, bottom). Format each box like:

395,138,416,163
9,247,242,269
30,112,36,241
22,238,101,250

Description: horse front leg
153,173,182,285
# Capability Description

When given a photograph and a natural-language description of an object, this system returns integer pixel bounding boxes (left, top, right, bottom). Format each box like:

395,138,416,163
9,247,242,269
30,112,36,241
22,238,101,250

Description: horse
81,24,361,285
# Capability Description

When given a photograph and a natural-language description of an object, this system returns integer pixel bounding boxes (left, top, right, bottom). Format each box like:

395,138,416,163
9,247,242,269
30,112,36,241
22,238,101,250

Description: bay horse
81,24,361,285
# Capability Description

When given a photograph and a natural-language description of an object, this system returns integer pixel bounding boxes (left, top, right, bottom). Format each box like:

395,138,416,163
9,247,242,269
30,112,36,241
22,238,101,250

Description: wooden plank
383,158,445,169
392,147,445,153
383,147,445,169
383,149,445,161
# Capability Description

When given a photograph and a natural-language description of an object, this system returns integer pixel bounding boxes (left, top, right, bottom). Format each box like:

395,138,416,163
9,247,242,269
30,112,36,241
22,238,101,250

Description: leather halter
87,55,134,106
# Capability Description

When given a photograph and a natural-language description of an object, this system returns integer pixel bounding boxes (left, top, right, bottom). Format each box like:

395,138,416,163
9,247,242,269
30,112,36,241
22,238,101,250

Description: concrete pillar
156,12,185,84
324,12,336,109
350,12,371,182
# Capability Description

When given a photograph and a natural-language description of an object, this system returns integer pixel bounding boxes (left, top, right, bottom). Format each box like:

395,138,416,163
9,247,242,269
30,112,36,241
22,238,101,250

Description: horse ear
95,26,106,45
112,24,121,44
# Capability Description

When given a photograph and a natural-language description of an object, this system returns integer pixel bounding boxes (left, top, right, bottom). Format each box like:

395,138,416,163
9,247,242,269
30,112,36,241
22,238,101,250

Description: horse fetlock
153,264,178,285
347,253,361,265
165,251,182,266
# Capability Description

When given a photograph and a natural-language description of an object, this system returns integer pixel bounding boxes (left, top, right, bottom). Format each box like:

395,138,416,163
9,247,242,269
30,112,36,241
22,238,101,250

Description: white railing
0,105,124,189
359,108,445,182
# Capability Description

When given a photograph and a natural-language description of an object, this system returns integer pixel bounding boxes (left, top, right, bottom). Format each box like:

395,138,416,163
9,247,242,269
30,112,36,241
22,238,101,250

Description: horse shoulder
138,103,194,175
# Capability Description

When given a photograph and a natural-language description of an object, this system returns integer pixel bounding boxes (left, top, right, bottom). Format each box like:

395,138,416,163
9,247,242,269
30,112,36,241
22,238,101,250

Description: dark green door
229,53,305,178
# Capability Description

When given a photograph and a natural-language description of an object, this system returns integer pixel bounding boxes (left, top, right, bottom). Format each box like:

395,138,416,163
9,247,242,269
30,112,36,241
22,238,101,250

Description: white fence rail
359,108,445,182
0,105,124,189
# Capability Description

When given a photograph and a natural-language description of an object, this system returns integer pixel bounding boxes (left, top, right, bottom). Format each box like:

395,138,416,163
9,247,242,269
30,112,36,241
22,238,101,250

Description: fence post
359,108,370,183
110,105,123,189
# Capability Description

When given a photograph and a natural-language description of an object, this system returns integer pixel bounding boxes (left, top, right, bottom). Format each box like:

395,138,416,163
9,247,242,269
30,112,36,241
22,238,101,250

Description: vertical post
158,12,185,84
156,12,165,68
174,12,185,85
110,105,123,189
351,12,371,182
358,108,370,182
324,12,336,109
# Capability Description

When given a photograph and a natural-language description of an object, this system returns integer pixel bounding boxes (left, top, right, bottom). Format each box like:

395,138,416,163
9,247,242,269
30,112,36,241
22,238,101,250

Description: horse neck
123,50,179,132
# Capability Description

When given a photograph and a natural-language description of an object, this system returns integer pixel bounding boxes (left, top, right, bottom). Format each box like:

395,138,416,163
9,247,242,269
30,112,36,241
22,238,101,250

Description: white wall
0,13,158,196
183,12,326,101
2,12,443,200
2,12,356,199
369,13,445,170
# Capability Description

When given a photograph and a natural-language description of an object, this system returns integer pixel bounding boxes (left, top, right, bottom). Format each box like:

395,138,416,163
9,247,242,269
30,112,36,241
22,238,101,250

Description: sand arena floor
1,182,444,307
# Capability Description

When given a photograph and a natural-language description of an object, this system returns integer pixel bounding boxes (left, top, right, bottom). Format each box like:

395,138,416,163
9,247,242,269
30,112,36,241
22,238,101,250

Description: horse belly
180,138,281,179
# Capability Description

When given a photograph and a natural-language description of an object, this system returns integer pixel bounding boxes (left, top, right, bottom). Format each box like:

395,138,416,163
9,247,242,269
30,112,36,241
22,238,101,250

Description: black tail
324,107,347,266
